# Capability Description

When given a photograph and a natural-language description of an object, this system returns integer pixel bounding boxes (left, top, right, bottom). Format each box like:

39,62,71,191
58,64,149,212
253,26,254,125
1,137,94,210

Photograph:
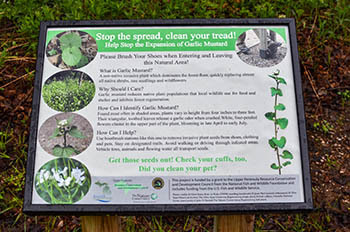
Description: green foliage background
43,74,95,112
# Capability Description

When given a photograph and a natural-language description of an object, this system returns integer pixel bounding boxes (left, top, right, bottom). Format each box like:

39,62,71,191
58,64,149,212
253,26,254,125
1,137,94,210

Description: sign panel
24,19,312,214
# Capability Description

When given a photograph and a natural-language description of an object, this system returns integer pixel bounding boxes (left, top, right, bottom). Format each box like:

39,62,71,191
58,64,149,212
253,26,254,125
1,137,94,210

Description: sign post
24,19,312,229
214,215,255,232
81,216,121,232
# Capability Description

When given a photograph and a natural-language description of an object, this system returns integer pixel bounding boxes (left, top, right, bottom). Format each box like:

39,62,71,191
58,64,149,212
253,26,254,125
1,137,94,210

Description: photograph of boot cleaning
236,28,286,67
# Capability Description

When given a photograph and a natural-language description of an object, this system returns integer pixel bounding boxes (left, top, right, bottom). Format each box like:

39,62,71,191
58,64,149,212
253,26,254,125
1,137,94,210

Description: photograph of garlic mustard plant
39,113,93,157
46,30,97,69
42,70,95,112
35,158,91,204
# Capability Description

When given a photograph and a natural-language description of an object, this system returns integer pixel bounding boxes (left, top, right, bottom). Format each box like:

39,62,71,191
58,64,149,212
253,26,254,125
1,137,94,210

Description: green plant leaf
66,115,74,125
62,46,82,66
76,55,89,67
272,136,286,148
274,103,286,111
52,145,63,156
277,77,287,85
281,150,293,159
60,32,82,50
68,126,86,139
268,138,276,148
265,112,275,121
282,161,292,166
271,87,283,96
271,163,281,170
53,145,77,157
277,118,288,129
48,49,57,56
62,146,76,157
268,74,276,80
49,128,62,139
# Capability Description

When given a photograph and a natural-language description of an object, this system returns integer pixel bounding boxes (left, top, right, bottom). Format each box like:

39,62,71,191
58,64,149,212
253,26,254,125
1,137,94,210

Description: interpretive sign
24,19,312,214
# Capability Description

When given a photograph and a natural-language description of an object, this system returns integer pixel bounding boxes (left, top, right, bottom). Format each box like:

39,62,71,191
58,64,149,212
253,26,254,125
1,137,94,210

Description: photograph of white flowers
35,158,91,204
39,113,93,157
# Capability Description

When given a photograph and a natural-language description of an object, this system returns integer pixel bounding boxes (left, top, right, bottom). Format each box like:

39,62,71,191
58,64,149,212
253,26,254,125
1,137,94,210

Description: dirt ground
237,44,287,68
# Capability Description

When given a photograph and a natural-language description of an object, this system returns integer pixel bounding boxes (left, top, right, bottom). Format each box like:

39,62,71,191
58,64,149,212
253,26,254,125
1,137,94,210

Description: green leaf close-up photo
0,0,349,231
62,46,83,67
60,33,82,50
46,30,97,69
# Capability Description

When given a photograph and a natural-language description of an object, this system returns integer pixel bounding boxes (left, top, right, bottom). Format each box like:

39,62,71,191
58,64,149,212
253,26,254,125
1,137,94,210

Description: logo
93,181,112,203
151,193,158,200
152,177,164,190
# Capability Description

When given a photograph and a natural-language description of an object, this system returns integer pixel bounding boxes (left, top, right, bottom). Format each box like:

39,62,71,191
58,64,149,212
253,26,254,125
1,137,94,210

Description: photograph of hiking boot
237,44,250,55
236,28,287,67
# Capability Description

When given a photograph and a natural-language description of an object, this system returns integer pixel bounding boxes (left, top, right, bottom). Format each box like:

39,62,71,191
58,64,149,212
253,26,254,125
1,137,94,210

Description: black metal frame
23,18,313,215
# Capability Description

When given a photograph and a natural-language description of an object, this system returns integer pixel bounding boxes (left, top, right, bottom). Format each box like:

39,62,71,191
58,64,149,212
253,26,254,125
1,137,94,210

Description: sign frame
24,18,313,215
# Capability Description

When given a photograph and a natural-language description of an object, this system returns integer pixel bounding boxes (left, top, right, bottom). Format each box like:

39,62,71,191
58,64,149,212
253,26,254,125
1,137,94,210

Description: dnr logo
152,177,164,190
94,181,112,203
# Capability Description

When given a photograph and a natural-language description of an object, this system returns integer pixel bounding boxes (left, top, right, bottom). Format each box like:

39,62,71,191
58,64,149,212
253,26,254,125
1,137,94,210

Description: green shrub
42,75,95,112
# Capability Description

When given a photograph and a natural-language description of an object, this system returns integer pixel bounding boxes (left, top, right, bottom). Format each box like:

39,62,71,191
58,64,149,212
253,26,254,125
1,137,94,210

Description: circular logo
152,177,164,190
151,193,158,200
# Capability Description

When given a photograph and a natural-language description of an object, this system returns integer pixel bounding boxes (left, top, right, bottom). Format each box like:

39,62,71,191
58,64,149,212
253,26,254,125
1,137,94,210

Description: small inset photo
236,29,287,68
42,70,95,112
35,158,91,204
39,113,93,157
46,30,97,69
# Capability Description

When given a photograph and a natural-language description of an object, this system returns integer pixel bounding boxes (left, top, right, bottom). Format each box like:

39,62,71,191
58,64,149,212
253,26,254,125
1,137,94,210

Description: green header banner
46,28,286,52
85,28,247,52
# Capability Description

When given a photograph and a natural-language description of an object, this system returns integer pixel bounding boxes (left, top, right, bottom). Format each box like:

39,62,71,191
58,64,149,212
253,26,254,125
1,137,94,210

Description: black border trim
24,18,313,215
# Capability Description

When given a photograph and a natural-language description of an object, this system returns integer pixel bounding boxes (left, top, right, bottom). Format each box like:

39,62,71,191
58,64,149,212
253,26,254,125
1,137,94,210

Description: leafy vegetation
313,120,333,134
0,0,349,231
338,89,350,109
42,71,95,112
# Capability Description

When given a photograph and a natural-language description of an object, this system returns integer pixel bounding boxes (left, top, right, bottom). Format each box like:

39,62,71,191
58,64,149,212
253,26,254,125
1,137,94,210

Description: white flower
43,170,50,180
51,168,60,181
58,119,68,127
59,167,68,178
57,176,72,187
71,167,85,186
37,169,51,185
51,167,72,187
